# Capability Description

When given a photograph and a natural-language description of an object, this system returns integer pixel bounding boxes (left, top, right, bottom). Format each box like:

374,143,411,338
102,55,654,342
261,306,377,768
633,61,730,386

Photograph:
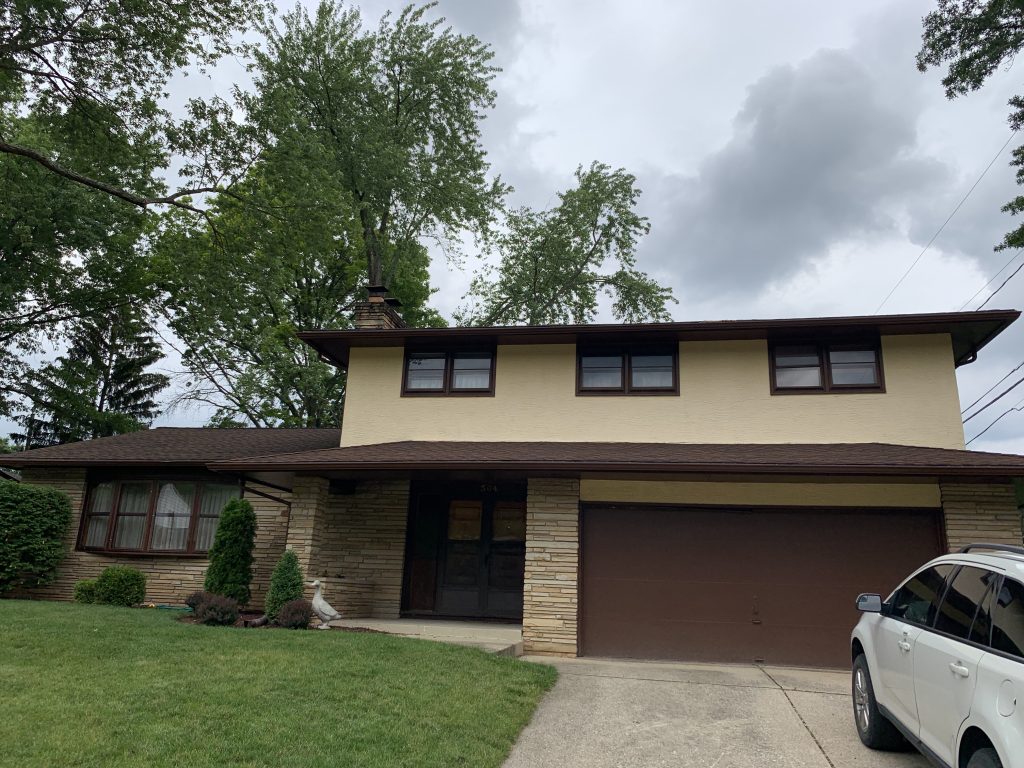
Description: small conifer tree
203,499,256,606
265,550,304,621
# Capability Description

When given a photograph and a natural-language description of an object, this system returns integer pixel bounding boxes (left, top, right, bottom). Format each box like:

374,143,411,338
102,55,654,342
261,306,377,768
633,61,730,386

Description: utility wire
966,397,1024,445
958,249,1024,310
962,373,1024,423
962,359,1024,415
875,130,1018,314
977,258,1024,310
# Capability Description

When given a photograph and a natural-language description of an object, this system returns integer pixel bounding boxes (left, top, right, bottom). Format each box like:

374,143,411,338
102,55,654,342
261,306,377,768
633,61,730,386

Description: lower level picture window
81,477,240,554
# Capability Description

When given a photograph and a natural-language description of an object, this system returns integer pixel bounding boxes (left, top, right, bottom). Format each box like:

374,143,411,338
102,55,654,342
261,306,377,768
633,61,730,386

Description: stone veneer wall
941,481,1023,552
313,479,410,619
16,468,290,609
523,477,580,656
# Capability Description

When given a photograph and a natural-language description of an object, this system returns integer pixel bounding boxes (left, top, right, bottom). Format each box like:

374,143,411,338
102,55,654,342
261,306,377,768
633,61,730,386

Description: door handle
898,639,912,652
949,662,970,679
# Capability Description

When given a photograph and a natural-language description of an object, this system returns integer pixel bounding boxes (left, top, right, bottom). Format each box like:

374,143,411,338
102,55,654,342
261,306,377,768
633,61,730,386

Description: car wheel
966,748,1002,768
852,654,905,750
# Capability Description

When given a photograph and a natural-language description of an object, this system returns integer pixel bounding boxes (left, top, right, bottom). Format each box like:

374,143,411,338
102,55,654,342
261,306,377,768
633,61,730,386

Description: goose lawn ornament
309,580,341,629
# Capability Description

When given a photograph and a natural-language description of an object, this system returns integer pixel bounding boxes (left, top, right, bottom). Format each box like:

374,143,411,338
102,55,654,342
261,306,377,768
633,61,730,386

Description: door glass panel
447,501,481,540
492,502,526,541
112,482,150,549
934,566,992,640
889,564,954,626
992,578,1024,659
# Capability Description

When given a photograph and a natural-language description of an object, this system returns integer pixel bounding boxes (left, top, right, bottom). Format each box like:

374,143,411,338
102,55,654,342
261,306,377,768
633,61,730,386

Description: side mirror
856,593,883,613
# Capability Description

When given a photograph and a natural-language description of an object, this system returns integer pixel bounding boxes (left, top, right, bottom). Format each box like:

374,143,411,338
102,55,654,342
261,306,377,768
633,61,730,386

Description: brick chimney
353,285,406,330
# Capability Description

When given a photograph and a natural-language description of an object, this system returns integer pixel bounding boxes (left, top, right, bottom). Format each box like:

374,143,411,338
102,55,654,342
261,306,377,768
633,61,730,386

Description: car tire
852,654,906,750
966,748,1002,768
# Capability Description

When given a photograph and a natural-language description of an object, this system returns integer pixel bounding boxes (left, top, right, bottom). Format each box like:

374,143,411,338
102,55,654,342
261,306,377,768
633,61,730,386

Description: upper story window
770,340,883,393
577,347,678,395
80,476,240,555
403,350,495,396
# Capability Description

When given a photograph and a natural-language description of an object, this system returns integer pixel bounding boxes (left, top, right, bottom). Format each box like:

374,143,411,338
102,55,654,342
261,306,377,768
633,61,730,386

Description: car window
969,576,997,646
934,566,995,641
992,577,1024,660
889,564,954,626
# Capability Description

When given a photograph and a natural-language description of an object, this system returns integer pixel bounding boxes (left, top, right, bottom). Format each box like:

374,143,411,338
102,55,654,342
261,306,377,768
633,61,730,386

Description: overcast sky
40,0,1024,451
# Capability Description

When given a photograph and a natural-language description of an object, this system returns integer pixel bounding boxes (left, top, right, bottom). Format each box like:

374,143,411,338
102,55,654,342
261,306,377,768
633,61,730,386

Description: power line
976,258,1024,310
961,359,1024,415
875,130,1018,314
957,249,1024,311
966,398,1024,445
962,372,1024,424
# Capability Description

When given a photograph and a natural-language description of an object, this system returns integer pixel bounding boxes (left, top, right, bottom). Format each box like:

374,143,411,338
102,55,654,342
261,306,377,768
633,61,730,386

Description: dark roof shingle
2,428,340,467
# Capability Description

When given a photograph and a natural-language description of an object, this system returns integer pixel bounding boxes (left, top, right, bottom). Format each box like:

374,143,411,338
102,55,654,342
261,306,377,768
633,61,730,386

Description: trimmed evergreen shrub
0,482,72,594
264,550,304,621
203,499,256,606
73,579,98,604
95,566,146,606
194,593,239,626
276,599,312,629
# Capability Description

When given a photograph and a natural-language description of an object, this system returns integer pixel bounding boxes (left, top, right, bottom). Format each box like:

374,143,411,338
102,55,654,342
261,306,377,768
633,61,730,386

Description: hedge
0,482,71,594
204,499,256,606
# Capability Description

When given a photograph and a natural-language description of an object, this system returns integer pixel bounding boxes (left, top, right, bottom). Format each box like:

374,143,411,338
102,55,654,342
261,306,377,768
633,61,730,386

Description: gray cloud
638,48,948,300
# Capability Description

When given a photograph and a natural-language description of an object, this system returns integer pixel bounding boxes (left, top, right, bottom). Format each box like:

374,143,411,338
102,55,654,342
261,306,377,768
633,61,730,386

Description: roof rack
959,543,1024,556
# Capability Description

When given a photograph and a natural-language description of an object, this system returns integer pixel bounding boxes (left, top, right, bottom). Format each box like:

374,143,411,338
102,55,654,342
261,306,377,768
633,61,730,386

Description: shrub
203,499,256,606
265,550,304,621
276,598,313,629
184,590,208,612
194,593,239,626
0,482,72,594
73,579,98,604
95,566,146,607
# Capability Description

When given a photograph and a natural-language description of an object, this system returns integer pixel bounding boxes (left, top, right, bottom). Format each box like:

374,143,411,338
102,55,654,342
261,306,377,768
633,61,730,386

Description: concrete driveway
504,658,929,768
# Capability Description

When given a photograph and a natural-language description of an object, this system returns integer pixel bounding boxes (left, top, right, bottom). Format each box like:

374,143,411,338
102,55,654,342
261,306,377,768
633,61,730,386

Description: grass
0,600,557,768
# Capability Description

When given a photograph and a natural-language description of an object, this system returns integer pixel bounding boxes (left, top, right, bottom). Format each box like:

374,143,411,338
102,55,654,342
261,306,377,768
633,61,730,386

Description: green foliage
73,579,98,604
264,550,304,621
95,566,147,607
12,305,169,448
0,482,71,594
194,593,239,626
276,598,313,629
203,500,256,606
458,163,676,325
917,1,1024,250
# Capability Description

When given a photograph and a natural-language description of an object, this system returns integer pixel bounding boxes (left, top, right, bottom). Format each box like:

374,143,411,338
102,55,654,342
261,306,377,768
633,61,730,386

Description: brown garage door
580,505,943,668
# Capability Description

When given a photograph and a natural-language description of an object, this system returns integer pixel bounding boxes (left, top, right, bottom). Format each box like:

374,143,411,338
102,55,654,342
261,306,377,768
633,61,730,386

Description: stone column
285,475,330,585
941,481,1023,552
523,477,580,656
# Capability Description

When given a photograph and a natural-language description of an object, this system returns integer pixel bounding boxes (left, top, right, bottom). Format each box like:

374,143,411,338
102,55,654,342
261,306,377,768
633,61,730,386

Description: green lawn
0,600,556,768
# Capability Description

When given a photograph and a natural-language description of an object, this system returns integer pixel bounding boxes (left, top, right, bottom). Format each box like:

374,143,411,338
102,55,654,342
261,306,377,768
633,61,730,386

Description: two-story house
8,293,1024,667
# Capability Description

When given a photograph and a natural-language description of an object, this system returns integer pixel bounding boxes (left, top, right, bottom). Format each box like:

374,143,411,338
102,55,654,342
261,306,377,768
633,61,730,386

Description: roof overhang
297,310,1020,370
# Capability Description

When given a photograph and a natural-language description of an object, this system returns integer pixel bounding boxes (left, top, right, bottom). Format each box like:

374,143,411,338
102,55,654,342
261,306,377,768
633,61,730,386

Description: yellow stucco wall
579,477,942,508
340,333,965,448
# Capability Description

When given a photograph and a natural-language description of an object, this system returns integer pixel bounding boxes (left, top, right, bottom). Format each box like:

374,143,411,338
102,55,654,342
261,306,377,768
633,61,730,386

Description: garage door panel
581,505,943,667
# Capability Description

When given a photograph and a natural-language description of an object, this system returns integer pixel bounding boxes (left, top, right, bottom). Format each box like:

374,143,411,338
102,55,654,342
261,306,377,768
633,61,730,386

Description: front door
437,498,526,619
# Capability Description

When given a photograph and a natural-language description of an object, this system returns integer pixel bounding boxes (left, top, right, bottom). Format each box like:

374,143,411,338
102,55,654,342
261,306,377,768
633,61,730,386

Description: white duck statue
309,579,342,629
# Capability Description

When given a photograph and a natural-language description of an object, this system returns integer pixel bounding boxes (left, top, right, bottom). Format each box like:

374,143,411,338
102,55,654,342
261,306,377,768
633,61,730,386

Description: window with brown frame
770,340,884,393
79,477,241,554
577,347,678,394
403,350,495,395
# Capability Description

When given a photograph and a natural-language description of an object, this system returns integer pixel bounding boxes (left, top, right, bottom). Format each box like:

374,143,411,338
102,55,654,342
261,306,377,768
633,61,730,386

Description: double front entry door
405,486,526,620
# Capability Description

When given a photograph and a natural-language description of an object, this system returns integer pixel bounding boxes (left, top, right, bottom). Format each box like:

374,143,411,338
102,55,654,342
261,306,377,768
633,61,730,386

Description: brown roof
2,428,341,467
298,310,1020,369
209,440,1024,478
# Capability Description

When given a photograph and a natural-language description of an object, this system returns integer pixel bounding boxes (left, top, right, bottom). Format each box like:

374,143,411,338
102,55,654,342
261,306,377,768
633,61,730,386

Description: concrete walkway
328,617,523,655
504,658,929,768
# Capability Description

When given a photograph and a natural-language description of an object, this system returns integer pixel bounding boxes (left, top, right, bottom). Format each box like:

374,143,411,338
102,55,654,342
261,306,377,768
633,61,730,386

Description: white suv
851,543,1024,768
